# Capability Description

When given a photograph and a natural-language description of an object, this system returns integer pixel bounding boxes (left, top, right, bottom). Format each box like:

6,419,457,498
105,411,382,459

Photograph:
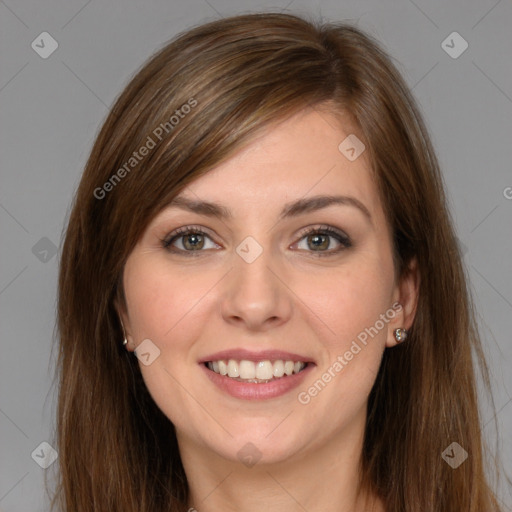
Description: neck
178,409,385,512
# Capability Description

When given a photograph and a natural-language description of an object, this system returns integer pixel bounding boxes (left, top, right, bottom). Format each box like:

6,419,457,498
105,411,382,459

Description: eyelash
161,224,352,257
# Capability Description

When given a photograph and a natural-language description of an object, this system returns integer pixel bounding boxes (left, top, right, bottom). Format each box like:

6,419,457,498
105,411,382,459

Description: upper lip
198,348,315,364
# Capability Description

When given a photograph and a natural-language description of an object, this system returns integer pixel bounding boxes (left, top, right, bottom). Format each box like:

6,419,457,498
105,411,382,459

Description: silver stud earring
394,328,408,343
122,338,128,346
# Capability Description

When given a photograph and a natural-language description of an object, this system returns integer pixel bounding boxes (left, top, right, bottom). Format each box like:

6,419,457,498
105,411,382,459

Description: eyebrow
166,194,373,225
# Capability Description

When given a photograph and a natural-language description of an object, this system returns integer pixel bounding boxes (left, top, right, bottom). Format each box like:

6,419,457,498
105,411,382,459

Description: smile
205,359,308,383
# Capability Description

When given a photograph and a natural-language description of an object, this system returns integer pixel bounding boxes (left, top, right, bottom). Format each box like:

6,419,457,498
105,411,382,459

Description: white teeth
239,360,256,379
227,359,239,378
284,361,294,376
206,359,307,382
218,360,228,375
255,361,273,380
273,360,285,378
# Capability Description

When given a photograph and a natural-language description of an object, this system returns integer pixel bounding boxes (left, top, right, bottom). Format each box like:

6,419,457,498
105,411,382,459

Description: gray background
0,0,511,510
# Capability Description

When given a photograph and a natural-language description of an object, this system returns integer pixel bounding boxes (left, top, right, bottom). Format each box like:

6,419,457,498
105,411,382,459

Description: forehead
174,107,381,221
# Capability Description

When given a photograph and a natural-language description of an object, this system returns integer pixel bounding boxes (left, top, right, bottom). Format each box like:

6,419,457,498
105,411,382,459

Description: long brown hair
49,12,504,511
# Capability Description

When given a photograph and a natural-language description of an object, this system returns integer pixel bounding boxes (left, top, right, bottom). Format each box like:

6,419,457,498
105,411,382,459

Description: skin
118,105,419,512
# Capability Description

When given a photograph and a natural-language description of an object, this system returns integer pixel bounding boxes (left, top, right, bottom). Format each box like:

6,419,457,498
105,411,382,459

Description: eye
162,225,219,254
162,224,352,256
293,225,352,256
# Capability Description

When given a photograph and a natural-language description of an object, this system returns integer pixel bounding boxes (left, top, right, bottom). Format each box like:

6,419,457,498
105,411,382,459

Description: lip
198,348,315,364
200,360,315,400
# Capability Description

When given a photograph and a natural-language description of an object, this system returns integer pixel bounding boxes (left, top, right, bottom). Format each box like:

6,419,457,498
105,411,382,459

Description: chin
199,420,313,467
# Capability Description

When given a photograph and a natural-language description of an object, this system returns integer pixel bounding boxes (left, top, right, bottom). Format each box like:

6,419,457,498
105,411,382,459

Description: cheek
296,252,394,353
122,256,219,427
122,255,214,352
292,250,394,417
293,272,391,424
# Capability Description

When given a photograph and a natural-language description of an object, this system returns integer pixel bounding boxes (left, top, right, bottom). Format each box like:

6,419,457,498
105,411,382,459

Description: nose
220,243,293,332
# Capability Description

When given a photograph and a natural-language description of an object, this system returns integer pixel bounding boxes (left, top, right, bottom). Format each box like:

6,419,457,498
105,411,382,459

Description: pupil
310,234,327,250
185,234,203,249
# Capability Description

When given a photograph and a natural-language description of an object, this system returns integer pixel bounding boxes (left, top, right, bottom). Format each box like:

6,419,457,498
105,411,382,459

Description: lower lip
200,363,314,400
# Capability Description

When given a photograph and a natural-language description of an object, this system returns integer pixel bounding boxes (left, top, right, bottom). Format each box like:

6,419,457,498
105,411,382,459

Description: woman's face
120,106,416,466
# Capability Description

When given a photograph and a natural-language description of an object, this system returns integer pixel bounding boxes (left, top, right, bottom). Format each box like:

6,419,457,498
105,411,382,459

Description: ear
114,295,135,351
385,257,420,348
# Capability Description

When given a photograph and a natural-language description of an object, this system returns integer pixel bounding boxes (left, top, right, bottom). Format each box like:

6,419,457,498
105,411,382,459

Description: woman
51,12,504,511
